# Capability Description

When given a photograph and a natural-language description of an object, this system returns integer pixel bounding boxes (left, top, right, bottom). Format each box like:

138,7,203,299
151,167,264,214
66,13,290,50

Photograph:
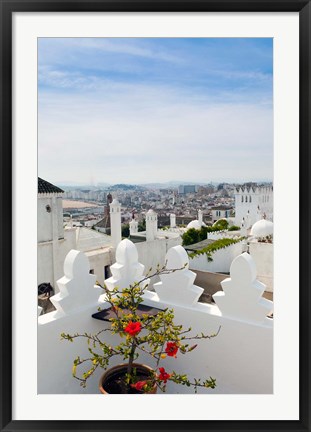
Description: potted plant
61,265,219,394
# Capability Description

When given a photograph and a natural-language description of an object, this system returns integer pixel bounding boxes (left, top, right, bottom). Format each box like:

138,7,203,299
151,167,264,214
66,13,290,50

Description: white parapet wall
249,241,273,292
38,239,273,395
135,235,182,277
188,241,244,273
37,227,77,292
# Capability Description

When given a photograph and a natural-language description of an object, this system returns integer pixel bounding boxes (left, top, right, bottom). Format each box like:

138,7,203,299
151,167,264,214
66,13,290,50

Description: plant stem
127,340,136,377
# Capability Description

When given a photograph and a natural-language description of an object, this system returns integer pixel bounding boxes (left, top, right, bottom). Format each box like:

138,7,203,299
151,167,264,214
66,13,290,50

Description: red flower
130,380,148,391
158,367,171,383
124,321,142,337
165,342,179,357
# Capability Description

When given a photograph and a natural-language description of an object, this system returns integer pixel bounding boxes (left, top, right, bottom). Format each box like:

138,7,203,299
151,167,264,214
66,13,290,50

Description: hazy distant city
60,180,272,231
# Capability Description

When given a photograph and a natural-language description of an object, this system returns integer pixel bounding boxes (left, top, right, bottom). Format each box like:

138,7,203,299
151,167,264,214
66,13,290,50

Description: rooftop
38,177,64,194
94,215,111,229
76,227,112,252
211,205,233,211
184,239,215,252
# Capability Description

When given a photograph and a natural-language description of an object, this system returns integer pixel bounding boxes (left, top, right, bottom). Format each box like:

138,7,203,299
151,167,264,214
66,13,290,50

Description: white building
234,184,273,228
211,206,233,223
129,209,182,274
38,179,273,305
37,178,76,290
38,181,181,295
248,219,274,292
38,178,112,291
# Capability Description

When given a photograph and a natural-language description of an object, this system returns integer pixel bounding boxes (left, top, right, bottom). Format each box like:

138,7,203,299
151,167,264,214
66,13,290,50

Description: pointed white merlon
154,245,203,306
213,253,273,323
105,239,149,292
51,249,102,315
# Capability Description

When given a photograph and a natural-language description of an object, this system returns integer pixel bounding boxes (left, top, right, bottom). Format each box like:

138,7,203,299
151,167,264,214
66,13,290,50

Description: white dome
186,220,206,230
250,219,273,237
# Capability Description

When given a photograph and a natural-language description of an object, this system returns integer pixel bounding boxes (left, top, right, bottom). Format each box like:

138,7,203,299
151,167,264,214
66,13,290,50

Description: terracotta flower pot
99,363,157,394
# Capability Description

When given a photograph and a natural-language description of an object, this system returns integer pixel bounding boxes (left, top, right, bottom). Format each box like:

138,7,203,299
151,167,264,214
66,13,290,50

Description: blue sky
38,38,273,185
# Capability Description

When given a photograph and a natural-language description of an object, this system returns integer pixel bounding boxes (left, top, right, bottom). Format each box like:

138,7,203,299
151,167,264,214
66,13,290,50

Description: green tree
182,228,200,246
122,224,130,238
228,225,240,231
213,219,229,230
138,219,146,232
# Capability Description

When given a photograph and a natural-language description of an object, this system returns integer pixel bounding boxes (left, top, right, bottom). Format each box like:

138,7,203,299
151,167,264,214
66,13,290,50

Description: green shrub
212,219,229,230
122,224,130,238
182,225,230,246
228,225,240,231
182,228,200,246
188,237,244,262
160,226,169,231
138,219,146,232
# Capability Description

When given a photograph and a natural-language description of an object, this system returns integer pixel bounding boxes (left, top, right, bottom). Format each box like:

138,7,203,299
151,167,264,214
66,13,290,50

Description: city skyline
38,37,273,185
56,179,273,189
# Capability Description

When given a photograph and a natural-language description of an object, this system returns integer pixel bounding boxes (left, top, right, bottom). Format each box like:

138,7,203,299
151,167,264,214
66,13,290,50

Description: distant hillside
108,184,147,191
139,181,208,189
57,183,111,191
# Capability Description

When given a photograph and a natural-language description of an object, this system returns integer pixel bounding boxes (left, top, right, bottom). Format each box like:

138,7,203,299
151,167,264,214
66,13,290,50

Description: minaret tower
170,213,176,228
110,198,122,248
129,212,138,236
146,209,158,241
198,209,203,226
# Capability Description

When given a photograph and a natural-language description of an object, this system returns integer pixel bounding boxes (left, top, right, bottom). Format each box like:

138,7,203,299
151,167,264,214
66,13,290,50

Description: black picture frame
1,1,310,431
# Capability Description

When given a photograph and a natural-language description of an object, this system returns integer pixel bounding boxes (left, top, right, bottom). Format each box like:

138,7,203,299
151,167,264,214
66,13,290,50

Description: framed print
1,0,310,431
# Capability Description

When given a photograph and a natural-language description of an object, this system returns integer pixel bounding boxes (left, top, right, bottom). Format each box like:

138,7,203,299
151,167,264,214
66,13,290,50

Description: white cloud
38,83,273,185
68,38,182,63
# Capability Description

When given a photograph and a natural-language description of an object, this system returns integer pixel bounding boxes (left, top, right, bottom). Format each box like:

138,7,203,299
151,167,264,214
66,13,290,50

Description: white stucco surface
146,209,158,241
154,246,203,306
234,186,273,228
86,248,112,286
37,228,77,290
249,242,273,292
136,236,182,276
250,219,274,238
110,199,122,248
38,195,64,243
38,240,273,395
188,242,244,273
105,238,148,292
76,227,112,252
